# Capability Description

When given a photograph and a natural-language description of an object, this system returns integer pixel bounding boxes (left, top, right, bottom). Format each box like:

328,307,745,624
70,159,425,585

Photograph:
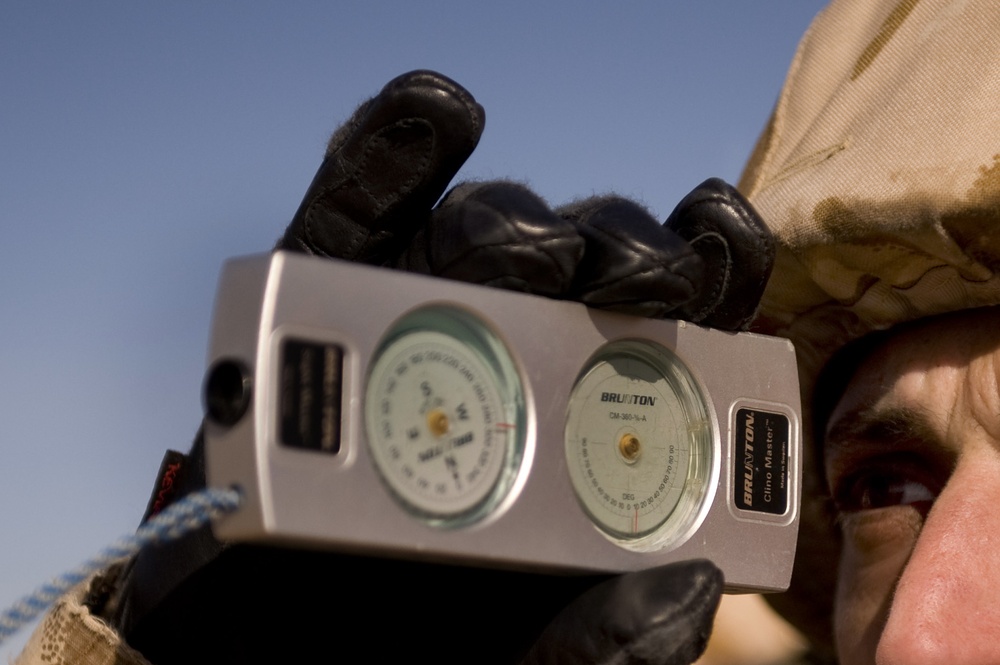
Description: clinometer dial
565,340,713,550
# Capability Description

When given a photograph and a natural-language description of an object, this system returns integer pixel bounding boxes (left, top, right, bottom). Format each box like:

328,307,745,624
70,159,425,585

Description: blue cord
0,486,241,646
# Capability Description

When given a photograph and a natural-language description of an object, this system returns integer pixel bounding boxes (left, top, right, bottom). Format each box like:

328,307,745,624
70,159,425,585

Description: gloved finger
520,559,724,665
558,196,704,318
394,181,584,297
663,178,774,331
277,70,485,265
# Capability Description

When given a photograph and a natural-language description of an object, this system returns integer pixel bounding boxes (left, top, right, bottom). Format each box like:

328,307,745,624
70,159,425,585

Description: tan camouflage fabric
15,572,149,665
740,0,1000,656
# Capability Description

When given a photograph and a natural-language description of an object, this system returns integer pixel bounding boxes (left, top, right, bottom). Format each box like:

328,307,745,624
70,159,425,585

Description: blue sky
0,2,826,655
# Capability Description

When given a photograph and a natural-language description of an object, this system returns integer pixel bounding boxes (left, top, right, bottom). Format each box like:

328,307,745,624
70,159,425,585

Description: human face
824,308,1000,664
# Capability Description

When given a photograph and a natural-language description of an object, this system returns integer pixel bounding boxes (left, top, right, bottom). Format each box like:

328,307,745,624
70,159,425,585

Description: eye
831,456,940,514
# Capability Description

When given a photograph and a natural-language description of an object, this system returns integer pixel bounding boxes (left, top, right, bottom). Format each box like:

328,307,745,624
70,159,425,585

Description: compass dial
565,340,713,549
365,308,525,527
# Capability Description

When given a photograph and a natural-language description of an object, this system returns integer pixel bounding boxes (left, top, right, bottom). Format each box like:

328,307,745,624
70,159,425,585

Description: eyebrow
823,404,939,457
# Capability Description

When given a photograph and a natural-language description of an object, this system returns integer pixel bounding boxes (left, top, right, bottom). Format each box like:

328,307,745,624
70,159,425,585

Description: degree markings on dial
369,332,507,512
569,353,681,537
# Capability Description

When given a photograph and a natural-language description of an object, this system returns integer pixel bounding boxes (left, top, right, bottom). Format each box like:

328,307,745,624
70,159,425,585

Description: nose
876,453,1000,664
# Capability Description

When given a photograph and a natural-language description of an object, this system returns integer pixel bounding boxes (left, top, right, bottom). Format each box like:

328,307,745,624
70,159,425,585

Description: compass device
202,252,801,593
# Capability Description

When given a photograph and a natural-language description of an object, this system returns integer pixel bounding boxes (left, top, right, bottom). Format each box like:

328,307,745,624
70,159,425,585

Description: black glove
107,70,772,665
277,70,771,328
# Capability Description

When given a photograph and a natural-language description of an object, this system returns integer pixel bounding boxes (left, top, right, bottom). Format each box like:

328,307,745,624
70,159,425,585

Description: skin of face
824,307,1000,664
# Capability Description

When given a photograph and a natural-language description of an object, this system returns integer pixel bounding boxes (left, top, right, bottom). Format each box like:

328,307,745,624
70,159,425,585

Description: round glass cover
365,307,525,528
564,339,712,550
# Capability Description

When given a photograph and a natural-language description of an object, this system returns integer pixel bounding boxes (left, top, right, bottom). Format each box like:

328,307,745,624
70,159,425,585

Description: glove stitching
687,194,771,253
439,233,576,290
584,264,695,303
520,230,577,289
492,204,573,290
684,231,730,321
475,209,577,285
454,92,482,142
357,118,433,218
300,119,434,260
718,197,770,249
301,190,361,260
578,221,698,301
456,235,571,273
289,234,322,257
298,151,363,258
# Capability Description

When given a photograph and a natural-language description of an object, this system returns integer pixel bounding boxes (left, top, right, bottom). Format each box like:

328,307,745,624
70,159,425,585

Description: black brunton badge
734,408,789,515
279,339,344,453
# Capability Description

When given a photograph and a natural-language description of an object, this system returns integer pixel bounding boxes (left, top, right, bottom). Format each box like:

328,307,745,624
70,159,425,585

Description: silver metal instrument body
204,252,801,593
